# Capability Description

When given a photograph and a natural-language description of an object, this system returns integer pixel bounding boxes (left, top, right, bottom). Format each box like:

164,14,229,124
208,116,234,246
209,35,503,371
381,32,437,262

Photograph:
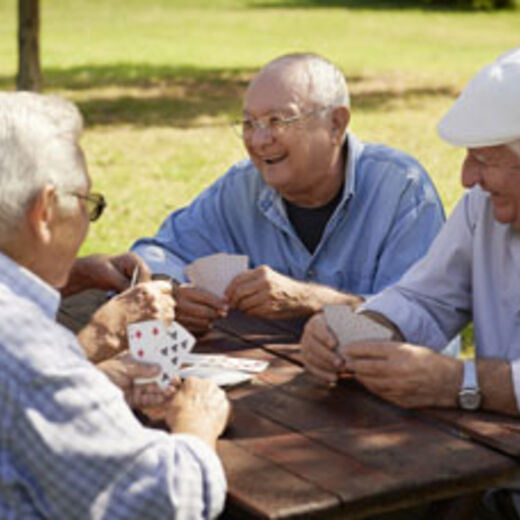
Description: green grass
0,0,518,352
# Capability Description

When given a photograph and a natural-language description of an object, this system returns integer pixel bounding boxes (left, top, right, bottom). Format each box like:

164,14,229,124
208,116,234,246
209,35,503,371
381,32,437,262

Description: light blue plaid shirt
0,252,226,519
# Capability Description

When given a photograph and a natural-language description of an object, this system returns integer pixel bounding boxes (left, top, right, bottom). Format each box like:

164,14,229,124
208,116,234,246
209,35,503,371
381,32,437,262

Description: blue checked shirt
132,133,445,298
0,252,226,519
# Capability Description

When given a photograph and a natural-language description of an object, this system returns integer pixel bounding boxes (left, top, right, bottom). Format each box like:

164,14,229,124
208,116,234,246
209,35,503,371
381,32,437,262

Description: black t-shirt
283,183,344,254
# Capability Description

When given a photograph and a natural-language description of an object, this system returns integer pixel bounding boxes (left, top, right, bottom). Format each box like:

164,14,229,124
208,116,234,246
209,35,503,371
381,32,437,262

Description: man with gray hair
133,53,448,339
301,47,520,516
0,92,229,519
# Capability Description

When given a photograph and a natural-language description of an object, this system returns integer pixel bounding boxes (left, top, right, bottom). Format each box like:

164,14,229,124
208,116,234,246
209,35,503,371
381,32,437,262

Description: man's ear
330,106,350,145
27,185,58,245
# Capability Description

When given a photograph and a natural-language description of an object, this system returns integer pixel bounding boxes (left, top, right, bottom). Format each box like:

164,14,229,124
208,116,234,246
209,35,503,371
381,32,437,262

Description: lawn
0,0,518,349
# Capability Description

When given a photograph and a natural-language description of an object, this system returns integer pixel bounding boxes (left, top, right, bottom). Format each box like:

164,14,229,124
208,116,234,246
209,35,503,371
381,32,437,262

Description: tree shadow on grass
0,63,458,127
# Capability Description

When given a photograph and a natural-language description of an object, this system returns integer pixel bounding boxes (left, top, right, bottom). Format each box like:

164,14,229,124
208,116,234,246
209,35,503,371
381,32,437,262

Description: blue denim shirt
132,133,445,298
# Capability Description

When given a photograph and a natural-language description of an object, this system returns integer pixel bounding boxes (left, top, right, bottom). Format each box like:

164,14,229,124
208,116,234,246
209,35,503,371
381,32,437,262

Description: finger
126,361,161,379
177,297,222,321
304,360,338,384
343,358,390,378
180,286,226,312
233,289,269,313
340,340,397,359
176,313,213,334
303,345,341,374
308,315,337,350
354,374,401,400
227,277,264,309
224,269,258,300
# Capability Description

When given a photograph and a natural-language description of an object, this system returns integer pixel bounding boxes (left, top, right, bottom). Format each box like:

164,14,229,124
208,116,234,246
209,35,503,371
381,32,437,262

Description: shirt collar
258,131,363,210
0,251,61,320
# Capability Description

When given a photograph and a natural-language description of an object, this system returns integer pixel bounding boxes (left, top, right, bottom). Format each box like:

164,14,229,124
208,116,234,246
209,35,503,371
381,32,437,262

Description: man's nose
249,124,274,147
461,159,481,188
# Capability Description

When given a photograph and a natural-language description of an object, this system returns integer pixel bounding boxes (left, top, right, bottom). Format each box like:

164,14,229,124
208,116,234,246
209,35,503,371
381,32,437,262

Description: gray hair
261,53,350,110
507,139,520,160
0,92,86,240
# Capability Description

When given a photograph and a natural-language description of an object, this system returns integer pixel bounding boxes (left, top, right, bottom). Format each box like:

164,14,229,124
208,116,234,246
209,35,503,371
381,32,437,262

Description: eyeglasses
232,106,331,140
71,192,106,222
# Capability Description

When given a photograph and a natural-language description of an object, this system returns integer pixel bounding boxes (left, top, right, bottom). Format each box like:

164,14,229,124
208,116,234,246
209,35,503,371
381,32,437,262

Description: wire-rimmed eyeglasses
71,192,106,222
231,106,331,140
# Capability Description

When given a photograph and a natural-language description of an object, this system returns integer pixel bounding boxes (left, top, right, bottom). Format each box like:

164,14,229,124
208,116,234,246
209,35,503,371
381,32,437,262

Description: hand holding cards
185,253,249,298
128,319,196,389
127,318,269,389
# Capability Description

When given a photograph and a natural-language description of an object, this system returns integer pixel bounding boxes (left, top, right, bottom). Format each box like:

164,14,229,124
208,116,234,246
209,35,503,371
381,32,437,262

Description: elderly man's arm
340,341,519,416
225,265,363,319
301,314,518,416
61,253,151,296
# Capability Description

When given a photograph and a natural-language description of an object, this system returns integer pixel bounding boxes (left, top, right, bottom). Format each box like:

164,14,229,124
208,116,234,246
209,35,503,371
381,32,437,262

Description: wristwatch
457,359,482,411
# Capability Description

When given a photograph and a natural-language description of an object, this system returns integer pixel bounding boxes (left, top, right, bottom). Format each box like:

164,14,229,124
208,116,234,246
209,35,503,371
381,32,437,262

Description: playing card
183,353,269,373
127,320,167,364
129,320,196,389
166,321,196,355
185,253,249,298
323,305,393,347
179,366,254,387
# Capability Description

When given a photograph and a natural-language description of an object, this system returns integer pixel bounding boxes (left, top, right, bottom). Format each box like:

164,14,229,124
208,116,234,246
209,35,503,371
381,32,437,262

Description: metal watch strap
458,359,482,411
462,359,478,390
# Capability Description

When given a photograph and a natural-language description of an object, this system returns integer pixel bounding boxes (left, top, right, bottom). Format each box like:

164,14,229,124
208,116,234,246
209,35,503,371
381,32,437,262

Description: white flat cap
437,47,520,148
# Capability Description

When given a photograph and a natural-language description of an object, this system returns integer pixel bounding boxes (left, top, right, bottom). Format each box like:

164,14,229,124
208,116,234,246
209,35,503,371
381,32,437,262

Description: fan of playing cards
323,305,393,346
127,319,268,388
184,253,249,298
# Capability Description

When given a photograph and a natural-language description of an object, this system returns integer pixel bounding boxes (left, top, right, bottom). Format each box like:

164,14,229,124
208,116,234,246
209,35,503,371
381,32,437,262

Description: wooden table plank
218,441,340,519
419,408,520,458
228,366,520,517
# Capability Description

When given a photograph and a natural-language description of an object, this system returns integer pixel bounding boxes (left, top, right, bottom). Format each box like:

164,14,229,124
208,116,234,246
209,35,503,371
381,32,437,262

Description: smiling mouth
263,154,287,165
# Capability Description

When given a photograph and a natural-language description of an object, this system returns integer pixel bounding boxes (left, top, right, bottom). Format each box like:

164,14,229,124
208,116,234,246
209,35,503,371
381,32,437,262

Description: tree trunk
17,0,41,91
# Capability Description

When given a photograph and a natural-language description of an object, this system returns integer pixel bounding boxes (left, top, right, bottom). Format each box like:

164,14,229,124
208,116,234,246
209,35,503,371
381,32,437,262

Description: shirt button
306,269,315,279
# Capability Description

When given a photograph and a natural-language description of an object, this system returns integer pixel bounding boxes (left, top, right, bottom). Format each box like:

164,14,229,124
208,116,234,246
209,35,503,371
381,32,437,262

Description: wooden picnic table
201,311,520,519
58,292,520,519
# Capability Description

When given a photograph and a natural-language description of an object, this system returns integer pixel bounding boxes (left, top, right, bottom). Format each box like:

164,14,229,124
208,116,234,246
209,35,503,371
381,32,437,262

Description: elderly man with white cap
302,46,520,414
301,47,520,516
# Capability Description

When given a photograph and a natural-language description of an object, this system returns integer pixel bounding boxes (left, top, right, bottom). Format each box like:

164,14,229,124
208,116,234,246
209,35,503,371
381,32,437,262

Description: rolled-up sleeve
363,194,474,350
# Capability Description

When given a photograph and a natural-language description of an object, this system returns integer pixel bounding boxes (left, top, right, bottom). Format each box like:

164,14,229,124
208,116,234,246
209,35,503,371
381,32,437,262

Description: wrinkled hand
97,352,177,409
175,284,227,335
301,312,343,383
166,378,230,449
62,253,151,296
79,280,175,362
225,266,311,319
340,341,462,409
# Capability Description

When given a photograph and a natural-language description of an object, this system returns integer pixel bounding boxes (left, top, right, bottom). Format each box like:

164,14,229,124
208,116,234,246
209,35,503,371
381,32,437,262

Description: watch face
458,389,482,411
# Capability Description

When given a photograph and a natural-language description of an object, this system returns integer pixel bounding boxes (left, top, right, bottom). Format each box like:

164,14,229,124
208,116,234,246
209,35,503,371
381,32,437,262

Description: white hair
0,92,86,241
507,139,520,160
261,53,350,110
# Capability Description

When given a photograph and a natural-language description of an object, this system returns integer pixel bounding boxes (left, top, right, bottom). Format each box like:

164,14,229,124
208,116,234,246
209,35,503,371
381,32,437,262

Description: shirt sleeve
8,353,226,520
131,169,241,282
511,359,520,413
363,193,474,350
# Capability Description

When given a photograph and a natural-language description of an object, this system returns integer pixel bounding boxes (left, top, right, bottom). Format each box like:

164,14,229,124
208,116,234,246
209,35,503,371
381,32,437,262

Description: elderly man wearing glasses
133,53,450,342
0,92,230,519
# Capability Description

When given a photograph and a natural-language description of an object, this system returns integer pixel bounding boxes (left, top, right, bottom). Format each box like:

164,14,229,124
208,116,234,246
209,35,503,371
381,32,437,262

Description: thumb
126,360,161,379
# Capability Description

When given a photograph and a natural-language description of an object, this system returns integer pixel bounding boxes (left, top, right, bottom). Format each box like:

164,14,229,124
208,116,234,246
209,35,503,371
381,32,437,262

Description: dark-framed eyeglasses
71,192,107,222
